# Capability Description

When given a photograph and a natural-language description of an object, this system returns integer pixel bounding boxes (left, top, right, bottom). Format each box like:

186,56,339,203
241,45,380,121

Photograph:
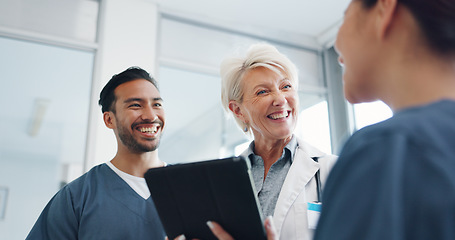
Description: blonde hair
220,43,299,134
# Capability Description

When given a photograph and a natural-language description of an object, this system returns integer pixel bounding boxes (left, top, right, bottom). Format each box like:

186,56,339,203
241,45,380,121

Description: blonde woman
209,43,336,240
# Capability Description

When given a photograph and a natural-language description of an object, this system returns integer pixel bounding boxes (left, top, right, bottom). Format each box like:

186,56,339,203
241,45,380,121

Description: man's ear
103,112,116,129
229,100,246,123
375,0,399,40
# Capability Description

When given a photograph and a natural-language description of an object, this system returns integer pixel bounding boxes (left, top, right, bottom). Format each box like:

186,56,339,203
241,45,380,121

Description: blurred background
0,0,393,239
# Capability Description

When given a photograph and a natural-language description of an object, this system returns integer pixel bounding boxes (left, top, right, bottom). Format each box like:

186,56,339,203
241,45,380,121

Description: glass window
158,66,228,163
0,36,94,239
353,100,393,130
160,18,324,88
296,96,332,154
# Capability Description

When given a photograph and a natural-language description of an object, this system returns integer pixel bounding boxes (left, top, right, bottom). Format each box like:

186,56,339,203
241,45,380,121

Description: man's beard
117,122,161,153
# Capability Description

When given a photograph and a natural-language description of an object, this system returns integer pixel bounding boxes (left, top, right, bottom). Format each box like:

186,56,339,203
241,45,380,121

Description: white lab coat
242,137,337,240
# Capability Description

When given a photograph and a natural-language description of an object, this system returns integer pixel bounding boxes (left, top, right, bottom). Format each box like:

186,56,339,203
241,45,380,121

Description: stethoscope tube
312,157,322,203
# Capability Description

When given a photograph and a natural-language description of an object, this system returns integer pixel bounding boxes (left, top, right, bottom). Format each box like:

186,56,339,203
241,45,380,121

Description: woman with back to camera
208,43,336,240
312,0,455,239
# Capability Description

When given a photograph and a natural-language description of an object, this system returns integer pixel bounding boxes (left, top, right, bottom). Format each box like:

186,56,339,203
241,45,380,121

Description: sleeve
314,132,414,240
26,186,79,240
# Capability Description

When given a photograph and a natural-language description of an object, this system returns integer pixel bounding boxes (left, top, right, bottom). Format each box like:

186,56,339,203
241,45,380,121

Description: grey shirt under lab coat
241,136,337,240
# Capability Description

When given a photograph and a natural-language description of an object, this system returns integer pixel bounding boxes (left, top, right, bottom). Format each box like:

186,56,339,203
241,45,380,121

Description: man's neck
110,150,163,177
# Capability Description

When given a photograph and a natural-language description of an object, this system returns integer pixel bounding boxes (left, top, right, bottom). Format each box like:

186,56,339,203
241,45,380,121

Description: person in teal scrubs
26,67,167,239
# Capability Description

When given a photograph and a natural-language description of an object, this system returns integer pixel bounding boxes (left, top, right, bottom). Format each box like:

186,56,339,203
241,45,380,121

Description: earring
243,124,248,132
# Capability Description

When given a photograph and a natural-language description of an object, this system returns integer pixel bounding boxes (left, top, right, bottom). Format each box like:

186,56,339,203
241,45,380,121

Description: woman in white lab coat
214,43,337,240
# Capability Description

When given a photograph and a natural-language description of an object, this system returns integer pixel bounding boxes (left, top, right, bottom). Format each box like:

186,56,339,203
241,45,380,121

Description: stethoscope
312,157,322,203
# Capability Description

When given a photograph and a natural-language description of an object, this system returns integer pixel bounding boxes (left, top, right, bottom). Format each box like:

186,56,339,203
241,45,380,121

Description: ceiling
152,0,351,49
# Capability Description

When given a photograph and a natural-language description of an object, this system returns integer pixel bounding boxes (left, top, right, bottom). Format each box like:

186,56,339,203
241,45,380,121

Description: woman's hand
170,216,277,240
207,216,278,240
205,221,234,240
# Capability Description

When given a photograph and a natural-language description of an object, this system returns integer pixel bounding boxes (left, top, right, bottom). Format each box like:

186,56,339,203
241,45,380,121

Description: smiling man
26,67,166,240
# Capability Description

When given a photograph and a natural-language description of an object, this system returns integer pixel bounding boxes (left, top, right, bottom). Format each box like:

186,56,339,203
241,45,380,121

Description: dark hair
360,0,455,56
98,66,159,113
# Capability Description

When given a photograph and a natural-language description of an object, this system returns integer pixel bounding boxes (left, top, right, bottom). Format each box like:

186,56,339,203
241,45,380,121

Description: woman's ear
103,112,116,129
229,100,246,122
375,0,399,40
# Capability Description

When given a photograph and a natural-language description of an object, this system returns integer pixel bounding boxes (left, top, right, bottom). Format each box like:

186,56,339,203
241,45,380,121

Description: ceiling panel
152,0,351,48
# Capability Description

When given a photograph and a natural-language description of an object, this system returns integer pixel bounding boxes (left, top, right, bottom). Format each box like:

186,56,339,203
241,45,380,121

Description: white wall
86,0,160,170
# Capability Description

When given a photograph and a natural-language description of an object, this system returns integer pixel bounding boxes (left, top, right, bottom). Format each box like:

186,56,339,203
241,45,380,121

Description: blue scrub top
26,163,165,240
315,100,455,240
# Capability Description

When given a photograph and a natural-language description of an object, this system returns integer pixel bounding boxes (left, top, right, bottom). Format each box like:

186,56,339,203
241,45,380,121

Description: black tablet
144,156,266,240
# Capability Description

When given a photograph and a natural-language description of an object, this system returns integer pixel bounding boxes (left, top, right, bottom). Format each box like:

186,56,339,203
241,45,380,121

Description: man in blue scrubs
26,67,167,239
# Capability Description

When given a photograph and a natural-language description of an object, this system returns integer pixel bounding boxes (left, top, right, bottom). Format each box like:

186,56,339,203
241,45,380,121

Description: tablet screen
144,156,266,240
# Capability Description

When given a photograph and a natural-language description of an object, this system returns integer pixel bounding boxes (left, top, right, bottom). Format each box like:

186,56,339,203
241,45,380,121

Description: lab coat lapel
272,140,320,237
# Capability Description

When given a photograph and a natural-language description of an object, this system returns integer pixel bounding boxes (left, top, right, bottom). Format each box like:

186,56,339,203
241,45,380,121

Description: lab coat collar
272,137,322,237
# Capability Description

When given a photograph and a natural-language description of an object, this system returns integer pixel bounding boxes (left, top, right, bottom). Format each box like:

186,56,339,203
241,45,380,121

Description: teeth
269,112,289,120
139,126,157,133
